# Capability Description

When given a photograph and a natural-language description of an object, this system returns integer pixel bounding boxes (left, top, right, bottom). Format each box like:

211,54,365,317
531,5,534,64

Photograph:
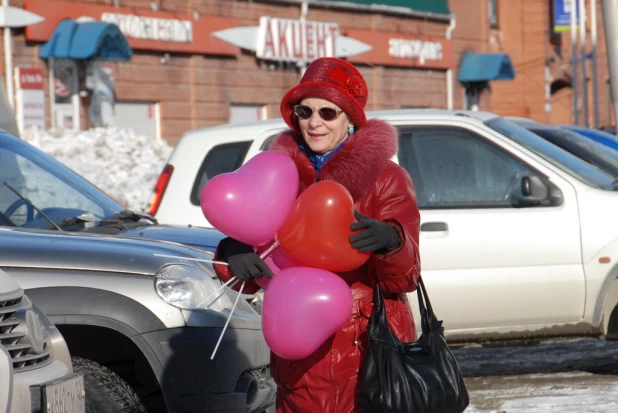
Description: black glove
349,211,402,254
220,238,274,282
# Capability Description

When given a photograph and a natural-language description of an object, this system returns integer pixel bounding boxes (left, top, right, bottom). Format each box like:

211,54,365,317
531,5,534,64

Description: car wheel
72,357,147,413
606,305,618,341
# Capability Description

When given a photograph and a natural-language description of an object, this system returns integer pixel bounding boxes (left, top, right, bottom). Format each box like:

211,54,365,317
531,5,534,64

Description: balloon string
204,278,241,309
195,276,239,309
211,281,246,360
258,238,280,259
152,253,227,265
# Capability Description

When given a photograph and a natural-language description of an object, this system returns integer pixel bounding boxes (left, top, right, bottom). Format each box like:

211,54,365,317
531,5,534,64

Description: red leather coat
215,119,421,413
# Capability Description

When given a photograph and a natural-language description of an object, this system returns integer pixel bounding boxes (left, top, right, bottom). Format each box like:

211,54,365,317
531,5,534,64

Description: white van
149,109,618,344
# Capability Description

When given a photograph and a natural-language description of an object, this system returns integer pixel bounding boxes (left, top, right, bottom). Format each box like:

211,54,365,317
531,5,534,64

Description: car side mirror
512,175,563,207
521,176,547,199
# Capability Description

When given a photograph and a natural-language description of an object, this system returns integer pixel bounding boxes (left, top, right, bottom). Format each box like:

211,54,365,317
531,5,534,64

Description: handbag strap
416,276,440,334
373,275,440,337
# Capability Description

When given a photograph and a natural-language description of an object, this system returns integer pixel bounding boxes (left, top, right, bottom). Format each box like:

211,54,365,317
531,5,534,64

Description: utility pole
591,0,600,128
297,1,308,77
0,1,44,111
571,0,579,125
602,0,618,128
3,0,13,109
579,0,588,126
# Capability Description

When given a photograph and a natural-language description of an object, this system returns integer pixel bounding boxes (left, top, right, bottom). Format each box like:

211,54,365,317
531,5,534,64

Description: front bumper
140,327,276,413
13,360,81,413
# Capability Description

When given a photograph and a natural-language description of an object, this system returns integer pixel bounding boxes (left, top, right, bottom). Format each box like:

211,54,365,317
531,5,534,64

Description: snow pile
21,127,173,212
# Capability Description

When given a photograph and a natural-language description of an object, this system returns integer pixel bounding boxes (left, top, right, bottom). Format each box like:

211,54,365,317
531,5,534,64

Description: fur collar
270,119,398,201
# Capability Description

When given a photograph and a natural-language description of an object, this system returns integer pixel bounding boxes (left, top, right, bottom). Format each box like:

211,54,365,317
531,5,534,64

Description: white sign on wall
212,19,372,62
14,67,46,132
101,12,193,42
256,16,339,63
388,38,443,65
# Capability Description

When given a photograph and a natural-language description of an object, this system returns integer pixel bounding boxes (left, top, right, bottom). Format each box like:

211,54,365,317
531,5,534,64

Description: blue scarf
299,139,348,175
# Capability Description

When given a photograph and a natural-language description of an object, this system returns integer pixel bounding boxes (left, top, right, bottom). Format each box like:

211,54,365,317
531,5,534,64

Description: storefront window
52,59,78,130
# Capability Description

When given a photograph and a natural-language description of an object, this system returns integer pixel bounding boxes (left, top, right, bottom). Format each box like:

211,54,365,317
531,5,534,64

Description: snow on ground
464,372,618,412
22,126,173,212
456,338,618,412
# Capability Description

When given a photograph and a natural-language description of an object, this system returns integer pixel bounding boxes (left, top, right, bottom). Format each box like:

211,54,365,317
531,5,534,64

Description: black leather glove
349,211,402,254
220,238,274,282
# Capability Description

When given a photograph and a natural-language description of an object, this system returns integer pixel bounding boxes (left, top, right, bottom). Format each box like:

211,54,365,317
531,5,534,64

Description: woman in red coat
214,57,421,413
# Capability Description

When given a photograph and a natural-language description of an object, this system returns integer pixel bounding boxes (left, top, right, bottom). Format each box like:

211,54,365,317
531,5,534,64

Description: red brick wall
449,0,614,128
3,0,613,145
3,0,453,143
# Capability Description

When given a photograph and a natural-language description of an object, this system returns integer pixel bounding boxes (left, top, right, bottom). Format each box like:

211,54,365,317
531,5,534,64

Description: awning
458,52,515,83
39,19,132,61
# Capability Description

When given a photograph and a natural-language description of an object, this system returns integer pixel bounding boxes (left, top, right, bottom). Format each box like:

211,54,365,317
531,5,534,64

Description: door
229,104,266,123
112,101,159,139
397,126,584,335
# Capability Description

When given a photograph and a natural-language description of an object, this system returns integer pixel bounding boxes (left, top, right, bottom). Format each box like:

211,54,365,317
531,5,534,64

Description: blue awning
39,19,132,61
458,52,515,83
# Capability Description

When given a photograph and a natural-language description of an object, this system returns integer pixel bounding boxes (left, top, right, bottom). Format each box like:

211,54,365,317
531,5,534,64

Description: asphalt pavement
453,338,618,412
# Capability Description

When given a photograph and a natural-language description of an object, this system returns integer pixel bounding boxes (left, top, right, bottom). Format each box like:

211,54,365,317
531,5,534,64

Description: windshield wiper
104,209,158,224
3,182,62,230
116,209,159,224
56,213,99,229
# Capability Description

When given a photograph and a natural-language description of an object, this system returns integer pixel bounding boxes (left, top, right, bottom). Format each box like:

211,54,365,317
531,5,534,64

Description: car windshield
485,118,616,190
0,133,124,229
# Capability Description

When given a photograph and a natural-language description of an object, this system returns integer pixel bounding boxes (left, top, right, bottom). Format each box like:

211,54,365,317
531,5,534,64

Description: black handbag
359,276,469,413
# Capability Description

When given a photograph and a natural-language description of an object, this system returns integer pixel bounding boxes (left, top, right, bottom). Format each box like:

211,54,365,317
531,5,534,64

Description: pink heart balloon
255,244,303,289
200,151,299,246
262,267,353,360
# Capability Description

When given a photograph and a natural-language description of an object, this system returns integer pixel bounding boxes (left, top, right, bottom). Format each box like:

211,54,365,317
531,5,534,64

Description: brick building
2,0,614,145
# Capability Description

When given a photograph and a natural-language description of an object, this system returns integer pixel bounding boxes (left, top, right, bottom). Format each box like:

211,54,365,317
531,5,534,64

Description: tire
72,357,147,413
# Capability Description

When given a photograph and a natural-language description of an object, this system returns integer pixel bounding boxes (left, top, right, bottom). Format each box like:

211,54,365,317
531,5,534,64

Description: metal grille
0,290,53,372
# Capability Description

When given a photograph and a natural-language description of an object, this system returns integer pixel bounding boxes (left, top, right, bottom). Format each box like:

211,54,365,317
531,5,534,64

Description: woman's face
297,97,352,154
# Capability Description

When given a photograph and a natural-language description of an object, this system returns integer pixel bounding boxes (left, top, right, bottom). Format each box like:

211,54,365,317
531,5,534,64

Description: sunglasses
293,105,344,121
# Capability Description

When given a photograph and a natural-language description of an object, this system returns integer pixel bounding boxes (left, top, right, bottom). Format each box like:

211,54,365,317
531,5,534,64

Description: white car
149,109,618,344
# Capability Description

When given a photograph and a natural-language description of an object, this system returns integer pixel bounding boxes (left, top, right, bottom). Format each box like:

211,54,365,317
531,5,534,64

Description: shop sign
553,0,579,32
346,29,454,70
388,38,444,65
25,0,238,55
14,67,46,132
101,13,192,43
256,16,338,62
212,18,371,62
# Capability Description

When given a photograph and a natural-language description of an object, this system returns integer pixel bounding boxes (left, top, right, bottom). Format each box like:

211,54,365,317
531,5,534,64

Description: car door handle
421,222,448,232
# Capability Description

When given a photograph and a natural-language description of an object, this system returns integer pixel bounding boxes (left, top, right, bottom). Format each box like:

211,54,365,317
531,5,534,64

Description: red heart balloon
278,181,370,272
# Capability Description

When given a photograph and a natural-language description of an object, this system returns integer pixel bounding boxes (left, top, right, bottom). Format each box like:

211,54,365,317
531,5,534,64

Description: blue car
0,131,225,252
509,120,618,179
559,125,618,152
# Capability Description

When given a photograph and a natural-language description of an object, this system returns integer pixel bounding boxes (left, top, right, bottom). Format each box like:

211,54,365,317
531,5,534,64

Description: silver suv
0,226,275,413
0,268,84,412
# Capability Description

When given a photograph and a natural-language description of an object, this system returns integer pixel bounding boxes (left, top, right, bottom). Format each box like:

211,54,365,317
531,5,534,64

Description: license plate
42,373,85,413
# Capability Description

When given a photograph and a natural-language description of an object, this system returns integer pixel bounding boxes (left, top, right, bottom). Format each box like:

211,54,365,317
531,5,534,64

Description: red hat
280,57,368,133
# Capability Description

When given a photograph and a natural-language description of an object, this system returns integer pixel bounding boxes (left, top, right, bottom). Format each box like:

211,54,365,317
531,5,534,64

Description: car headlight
154,264,234,312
